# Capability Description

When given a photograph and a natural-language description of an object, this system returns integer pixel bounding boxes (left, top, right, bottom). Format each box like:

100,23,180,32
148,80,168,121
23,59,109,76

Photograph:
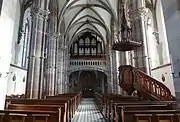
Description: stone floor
72,98,106,122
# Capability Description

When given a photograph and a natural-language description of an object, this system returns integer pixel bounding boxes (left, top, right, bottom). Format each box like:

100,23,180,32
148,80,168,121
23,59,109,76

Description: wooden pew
46,92,82,110
6,93,82,122
6,99,69,122
122,110,180,122
0,109,58,122
113,104,174,122
94,92,176,122
94,92,104,112
94,92,143,119
45,93,81,119
102,94,142,119
57,92,82,105
7,104,66,122
107,101,175,121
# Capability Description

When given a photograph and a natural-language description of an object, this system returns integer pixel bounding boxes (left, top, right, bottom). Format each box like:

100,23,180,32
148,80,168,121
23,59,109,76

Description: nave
72,98,105,122
0,0,180,121
0,90,180,122
0,65,179,122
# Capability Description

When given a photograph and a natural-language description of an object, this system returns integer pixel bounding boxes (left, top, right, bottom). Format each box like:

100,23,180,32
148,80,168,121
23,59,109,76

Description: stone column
115,51,122,94
130,0,150,74
57,43,66,94
56,38,62,94
64,47,69,93
111,21,119,94
111,51,118,93
106,45,113,93
101,73,105,93
46,33,59,96
25,1,50,99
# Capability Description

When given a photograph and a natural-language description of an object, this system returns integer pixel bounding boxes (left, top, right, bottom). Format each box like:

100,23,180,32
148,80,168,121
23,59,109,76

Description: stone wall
6,65,27,95
151,64,175,96
161,0,180,99
0,0,20,110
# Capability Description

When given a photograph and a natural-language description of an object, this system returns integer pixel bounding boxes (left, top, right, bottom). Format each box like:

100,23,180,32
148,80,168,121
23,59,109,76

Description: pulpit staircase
118,65,175,101
105,4,179,121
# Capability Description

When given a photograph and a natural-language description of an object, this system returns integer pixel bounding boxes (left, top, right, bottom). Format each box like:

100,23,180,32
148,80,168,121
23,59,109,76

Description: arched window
79,39,84,46
21,19,30,68
91,38,96,46
85,37,90,46
97,43,102,55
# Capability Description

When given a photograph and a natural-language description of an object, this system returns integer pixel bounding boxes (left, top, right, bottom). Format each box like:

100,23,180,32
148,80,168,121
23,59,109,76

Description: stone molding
46,32,61,40
68,66,108,76
31,7,50,20
130,7,148,20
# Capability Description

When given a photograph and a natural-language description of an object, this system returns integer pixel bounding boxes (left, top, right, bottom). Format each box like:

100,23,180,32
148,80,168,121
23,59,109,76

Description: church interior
0,0,180,121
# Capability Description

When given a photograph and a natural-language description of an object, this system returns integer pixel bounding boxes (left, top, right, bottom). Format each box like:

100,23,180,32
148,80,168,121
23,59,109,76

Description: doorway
69,70,107,97
80,71,95,98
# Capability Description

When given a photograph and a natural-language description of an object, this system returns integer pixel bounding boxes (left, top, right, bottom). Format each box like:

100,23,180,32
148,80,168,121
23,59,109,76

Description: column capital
59,46,67,50
47,32,61,40
130,7,148,21
31,7,50,20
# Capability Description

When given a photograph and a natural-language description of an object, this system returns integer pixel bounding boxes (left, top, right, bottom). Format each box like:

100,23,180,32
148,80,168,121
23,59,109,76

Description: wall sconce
172,72,180,78
23,76,25,82
12,74,16,81
162,74,165,82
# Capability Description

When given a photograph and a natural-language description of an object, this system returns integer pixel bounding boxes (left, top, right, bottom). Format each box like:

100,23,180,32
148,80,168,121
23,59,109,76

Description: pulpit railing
119,65,174,101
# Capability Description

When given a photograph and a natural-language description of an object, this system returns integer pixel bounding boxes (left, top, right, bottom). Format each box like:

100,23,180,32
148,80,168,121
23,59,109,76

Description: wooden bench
6,92,82,122
6,99,70,122
57,92,82,104
94,92,176,122
122,109,180,122
94,93,144,119
8,104,70,122
107,101,175,121
113,104,174,122
45,93,81,118
0,109,58,122
46,93,82,108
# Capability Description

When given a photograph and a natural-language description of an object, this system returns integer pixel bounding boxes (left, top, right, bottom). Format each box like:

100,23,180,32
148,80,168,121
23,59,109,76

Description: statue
121,6,132,42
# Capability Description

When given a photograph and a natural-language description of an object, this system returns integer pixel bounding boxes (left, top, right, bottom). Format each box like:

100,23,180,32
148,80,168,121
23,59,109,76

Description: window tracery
70,32,104,58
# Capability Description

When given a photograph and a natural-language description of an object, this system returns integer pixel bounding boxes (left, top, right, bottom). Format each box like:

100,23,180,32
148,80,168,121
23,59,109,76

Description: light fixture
12,74,16,81
162,74,165,82
172,72,180,78
23,76,26,82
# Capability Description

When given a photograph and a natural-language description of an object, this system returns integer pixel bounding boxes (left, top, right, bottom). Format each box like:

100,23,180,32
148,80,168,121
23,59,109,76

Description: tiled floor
72,98,106,122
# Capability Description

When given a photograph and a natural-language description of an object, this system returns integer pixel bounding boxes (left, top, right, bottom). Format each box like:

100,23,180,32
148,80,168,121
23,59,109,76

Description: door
80,71,96,98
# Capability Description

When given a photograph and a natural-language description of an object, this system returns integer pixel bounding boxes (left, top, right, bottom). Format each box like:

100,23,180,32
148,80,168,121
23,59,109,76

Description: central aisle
72,98,106,122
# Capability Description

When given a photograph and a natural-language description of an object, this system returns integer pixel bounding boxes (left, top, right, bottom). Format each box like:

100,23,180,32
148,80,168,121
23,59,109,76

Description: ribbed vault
55,0,119,46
